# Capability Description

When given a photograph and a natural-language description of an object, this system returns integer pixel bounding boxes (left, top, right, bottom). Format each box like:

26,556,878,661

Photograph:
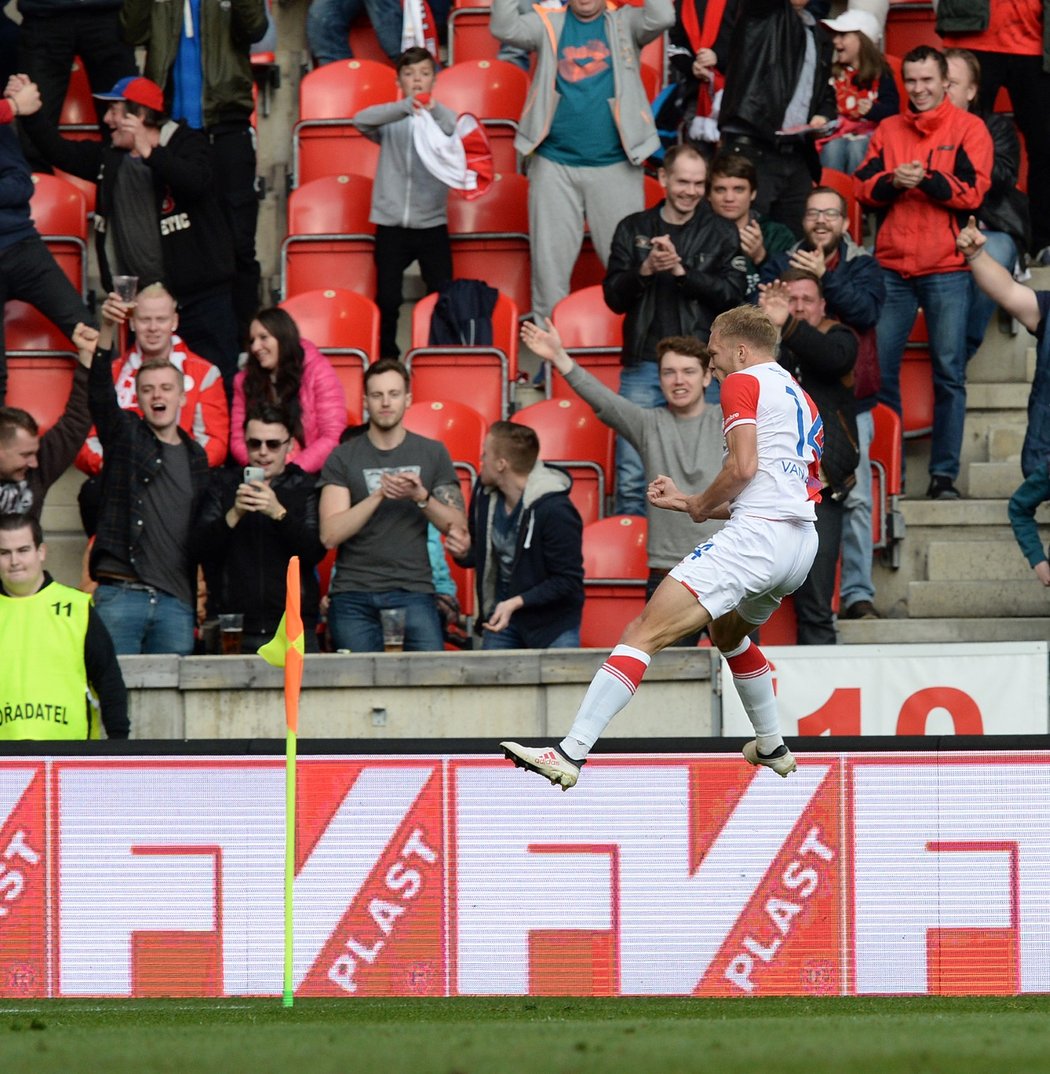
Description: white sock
722,637,783,753
560,644,651,761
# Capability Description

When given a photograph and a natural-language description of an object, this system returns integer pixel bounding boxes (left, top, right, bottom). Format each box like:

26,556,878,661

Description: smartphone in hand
243,466,265,485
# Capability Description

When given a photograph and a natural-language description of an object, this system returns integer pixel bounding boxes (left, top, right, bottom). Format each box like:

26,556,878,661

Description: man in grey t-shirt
523,320,724,647
522,320,724,588
319,359,467,652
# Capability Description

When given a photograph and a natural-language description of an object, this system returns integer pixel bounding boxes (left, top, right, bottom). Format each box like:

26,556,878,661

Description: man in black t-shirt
602,144,746,515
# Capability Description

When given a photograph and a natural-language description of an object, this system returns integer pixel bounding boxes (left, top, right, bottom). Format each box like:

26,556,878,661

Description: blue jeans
93,582,196,656
329,590,445,652
615,363,666,516
306,0,403,64
875,268,971,481
480,623,580,650
839,408,875,608
966,229,1017,361
818,134,871,176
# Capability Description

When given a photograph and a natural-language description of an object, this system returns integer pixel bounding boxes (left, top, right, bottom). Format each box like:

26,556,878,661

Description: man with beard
760,185,885,620
319,359,467,652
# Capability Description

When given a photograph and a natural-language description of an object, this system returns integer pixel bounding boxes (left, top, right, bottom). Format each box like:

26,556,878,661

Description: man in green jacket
0,513,128,740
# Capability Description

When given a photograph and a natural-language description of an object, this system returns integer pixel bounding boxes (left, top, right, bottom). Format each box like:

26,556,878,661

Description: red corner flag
258,557,305,733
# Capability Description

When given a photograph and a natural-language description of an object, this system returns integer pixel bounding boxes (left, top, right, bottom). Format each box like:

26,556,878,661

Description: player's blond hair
710,305,779,355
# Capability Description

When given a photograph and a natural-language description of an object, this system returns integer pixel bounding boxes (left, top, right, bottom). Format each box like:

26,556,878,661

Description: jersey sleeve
719,372,759,436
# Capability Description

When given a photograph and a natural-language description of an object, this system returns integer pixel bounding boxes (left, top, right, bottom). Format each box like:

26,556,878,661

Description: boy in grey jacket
353,47,455,358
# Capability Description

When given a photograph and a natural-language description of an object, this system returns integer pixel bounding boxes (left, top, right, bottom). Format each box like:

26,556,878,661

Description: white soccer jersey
720,361,823,521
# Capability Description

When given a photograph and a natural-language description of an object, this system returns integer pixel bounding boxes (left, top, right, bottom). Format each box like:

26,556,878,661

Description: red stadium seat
58,58,100,141
447,172,531,314
511,396,614,524
759,595,798,645
579,515,648,648
293,60,398,186
549,285,624,398
434,60,530,176
448,0,498,64
279,289,380,423
406,290,519,423
326,354,366,426
5,304,76,353
884,2,942,58
870,402,904,568
403,399,488,469
6,356,77,434
29,173,88,296
818,167,864,245
280,175,377,299
348,13,395,65
639,35,666,99
902,310,934,438
279,288,379,360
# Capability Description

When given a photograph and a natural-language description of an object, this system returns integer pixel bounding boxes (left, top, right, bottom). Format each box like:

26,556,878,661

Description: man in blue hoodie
446,420,585,649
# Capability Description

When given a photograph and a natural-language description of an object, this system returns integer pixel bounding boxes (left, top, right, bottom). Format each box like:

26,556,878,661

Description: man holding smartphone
194,404,326,653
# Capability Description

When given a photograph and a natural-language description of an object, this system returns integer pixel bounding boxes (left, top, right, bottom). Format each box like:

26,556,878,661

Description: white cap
821,9,883,46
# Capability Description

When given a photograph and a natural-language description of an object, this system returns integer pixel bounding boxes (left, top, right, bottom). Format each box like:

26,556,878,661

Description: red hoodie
855,95,992,278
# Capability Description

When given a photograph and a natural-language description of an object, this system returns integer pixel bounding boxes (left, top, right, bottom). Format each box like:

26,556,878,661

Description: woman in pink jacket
231,308,347,474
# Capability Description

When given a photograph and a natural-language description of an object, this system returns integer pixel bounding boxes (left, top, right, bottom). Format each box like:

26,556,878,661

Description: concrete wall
120,648,720,740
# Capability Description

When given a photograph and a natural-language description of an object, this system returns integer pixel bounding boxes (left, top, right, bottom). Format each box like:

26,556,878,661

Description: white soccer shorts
667,513,818,625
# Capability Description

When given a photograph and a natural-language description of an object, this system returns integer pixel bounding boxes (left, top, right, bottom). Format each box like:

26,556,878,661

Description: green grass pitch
3,996,1050,1074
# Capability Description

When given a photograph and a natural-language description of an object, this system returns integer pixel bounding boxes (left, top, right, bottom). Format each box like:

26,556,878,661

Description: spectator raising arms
230,307,347,475
817,9,899,175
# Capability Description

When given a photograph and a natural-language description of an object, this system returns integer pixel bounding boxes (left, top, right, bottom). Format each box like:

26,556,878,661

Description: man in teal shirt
491,0,673,319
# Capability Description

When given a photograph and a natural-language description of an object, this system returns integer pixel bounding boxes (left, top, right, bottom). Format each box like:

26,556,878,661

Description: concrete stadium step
986,423,1026,462
899,497,1050,528
967,326,1031,384
967,460,1025,499
965,382,1033,410
908,579,1050,617
839,616,1050,644
926,540,1033,582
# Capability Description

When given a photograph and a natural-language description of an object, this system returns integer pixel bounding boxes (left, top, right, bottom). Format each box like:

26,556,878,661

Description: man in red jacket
856,44,992,500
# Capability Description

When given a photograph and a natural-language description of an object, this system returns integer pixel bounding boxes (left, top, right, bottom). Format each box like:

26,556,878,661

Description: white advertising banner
3,750,1050,999
719,642,1049,737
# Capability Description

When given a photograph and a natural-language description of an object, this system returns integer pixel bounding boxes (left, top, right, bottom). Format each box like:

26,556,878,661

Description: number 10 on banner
718,644,1049,737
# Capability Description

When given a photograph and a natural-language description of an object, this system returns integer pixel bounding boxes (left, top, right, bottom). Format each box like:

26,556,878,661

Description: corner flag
259,557,305,1007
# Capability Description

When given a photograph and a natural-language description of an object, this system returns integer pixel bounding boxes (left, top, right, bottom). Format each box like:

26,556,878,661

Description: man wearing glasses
760,185,885,621
194,403,326,653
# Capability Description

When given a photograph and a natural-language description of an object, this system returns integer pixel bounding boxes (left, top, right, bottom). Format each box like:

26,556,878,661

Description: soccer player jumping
502,305,823,789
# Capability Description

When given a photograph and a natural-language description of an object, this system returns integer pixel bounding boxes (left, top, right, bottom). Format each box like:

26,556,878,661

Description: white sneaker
500,741,580,791
742,740,797,777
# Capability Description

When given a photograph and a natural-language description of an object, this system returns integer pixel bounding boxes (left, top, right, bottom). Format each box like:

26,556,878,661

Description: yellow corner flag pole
259,556,305,1008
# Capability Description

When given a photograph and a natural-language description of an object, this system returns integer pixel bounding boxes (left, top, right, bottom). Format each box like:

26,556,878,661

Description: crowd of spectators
2,0,1050,743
